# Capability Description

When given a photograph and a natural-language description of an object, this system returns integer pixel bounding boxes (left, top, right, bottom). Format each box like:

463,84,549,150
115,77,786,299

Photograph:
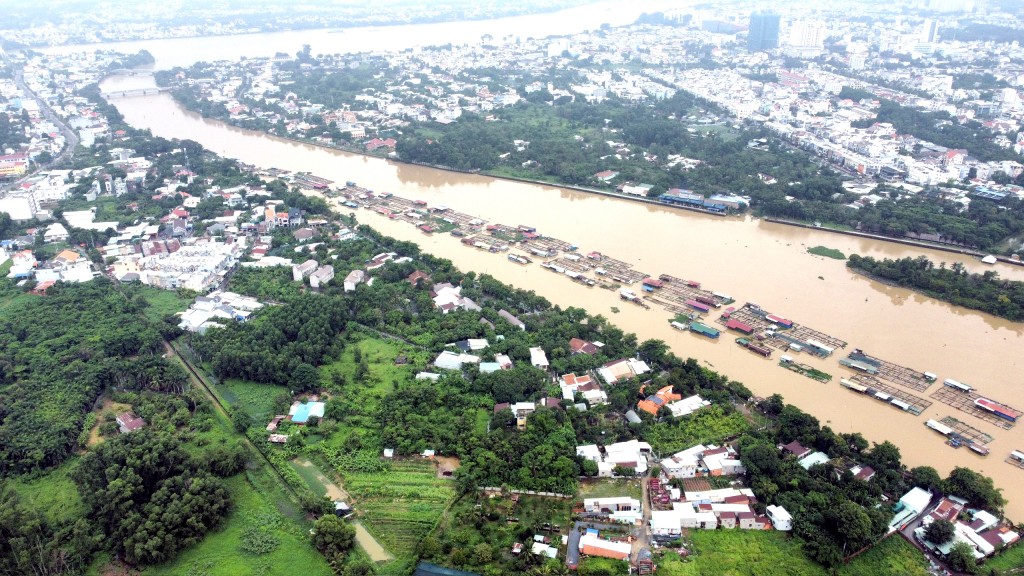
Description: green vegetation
421,492,573,574
344,459,455,568
847,254,1024,321
0,279,174,474
218,379,288,423
986,541,1024,574
8,459,83,524
578,478,643,501
853,99,1019,163
645,406,749,454
657,531,929,576
807,246,847,260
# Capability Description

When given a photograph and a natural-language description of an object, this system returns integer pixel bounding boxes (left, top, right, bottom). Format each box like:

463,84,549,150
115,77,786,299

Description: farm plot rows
345,460,456,562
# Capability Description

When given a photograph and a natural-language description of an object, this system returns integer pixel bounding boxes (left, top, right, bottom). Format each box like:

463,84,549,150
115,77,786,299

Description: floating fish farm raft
938,416,994,446
839,349,935,393
779,357,831,382
929,385,1020,430
722,304,847,357
840,375,931,416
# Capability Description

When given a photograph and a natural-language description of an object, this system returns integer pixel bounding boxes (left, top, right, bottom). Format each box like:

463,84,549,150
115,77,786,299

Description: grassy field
986,541,1024,574
135,286,193,322
9,459,84,524
217,379,286,423
137,470,331,576
578,478,643,501
835,536,931,576
318,337,426,450
657,531,930,576
345,459,456,567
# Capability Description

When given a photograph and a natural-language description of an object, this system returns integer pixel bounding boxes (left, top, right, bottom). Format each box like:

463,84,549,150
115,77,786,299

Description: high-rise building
748,12,781,52
920,19,939,43
788,20,826,48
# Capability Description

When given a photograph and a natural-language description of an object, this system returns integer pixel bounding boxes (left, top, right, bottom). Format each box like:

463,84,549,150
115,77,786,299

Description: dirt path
294,457,350,501
353,522,393,562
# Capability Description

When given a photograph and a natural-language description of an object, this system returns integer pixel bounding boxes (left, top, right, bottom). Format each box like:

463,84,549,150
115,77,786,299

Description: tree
946,541,977,574
312,515,356,564
924,519,955,545
293,362,323,392
945,467,1005,512
910,466,942,492
232,407,253,432
343,559,376,576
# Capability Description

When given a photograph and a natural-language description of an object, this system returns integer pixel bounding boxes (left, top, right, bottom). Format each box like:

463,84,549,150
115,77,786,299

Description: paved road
633,467,654,560
5,55,80,183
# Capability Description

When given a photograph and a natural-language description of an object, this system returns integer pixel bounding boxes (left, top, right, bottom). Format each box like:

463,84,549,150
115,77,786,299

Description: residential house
116,411,146,433
344,269,365,292
498,309,525,330
433,350,480,371
584,497,642,524
637,385,682,415
798,451,830,470
407,270,430,286
288,400,326,424
292,259,318,281
310,265,334,288
569,337,601,355
529,347,549,370
598,358,651,384
766,505,793,531
431,282,481,313
44,222,69,243
780,440,813,459
578,533,631,560
293,227,316,242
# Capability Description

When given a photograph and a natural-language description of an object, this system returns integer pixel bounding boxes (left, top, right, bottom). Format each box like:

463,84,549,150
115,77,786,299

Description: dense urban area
2,1,1024,576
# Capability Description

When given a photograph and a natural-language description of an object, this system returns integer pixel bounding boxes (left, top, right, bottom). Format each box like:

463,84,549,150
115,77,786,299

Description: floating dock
841,375,931,416
929,386,1019,430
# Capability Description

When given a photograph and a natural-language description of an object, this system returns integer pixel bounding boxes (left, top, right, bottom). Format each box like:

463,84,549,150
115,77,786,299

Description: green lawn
9,458,84,524
578,478,643,501
658,531,930,576
345,459,456,566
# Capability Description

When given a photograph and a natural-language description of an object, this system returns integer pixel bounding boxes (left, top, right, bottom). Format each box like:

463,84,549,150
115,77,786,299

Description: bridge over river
102,86,171,98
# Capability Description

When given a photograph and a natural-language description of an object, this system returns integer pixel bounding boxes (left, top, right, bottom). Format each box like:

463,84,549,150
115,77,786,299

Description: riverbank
764,217,1024,267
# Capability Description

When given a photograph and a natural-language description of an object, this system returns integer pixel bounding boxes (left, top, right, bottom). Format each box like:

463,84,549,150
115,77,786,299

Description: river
88,19,1024,518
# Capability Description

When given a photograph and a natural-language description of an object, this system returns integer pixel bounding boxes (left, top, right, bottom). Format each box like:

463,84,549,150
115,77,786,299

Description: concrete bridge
102,86,171,98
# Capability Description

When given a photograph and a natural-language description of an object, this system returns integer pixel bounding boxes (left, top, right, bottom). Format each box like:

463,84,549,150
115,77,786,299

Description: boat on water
968,443,990,456
507,254,532,265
